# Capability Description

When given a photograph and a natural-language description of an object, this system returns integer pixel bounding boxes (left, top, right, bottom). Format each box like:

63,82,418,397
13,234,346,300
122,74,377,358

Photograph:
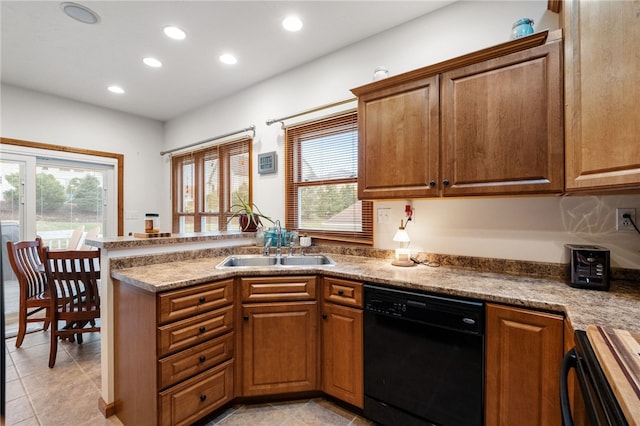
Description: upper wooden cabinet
352,30,564,199
441,40,563,196
563,0,640,191
355,76,440,199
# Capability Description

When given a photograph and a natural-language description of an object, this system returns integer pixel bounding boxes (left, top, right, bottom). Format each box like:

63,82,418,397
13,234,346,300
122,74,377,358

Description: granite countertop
111,252,640,334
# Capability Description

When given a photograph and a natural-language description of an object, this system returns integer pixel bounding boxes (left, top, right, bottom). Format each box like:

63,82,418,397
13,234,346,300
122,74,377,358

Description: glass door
1,151,114,337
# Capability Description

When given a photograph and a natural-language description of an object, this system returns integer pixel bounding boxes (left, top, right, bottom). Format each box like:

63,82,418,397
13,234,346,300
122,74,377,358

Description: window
172,138,251,233
285,111,373,244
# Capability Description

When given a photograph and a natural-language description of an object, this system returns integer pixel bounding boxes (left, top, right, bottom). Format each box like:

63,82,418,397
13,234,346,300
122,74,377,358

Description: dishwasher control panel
364,283,484,335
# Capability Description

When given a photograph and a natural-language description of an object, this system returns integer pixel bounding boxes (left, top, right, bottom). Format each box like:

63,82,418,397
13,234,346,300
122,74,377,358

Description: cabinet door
241,301,318,396
564,0,640,190
485,303,564,426
441,41,563,196
356,76,440,199
321,303,363,408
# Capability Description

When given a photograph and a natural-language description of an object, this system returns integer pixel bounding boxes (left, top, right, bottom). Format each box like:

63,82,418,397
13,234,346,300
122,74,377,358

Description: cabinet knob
199,326,206,333
337,290,344,296
443,179,450,186
429,180,436,187
243,315,249,321
200,394,207,402
322,314,328,320
199,296,206,303
199,355,206,363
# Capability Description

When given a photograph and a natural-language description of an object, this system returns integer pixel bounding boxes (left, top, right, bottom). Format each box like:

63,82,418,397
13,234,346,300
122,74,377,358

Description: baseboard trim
98,397,116,418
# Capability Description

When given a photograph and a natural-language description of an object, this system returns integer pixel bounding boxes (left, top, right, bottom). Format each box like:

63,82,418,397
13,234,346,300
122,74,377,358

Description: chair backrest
6,238,48,299
43,248,101,315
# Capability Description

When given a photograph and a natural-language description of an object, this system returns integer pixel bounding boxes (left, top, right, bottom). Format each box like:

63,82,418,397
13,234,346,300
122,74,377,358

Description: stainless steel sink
216,254,335,268
217,255,279,267
279,255,336,266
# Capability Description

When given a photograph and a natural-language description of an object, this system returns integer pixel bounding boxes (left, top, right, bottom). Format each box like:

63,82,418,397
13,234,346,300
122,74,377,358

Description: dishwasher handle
560,347,577,426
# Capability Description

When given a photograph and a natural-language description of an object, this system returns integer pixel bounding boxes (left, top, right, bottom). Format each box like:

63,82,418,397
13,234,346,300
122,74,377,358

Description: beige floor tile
7,416,41,426
5,377,27,402
5,395,37,426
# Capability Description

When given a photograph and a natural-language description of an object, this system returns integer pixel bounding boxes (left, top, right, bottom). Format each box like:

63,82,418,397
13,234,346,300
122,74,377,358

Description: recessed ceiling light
60,2,101,24
164,26,186,40
219,54,238,65
108,85,125,94
282,16,303,32
143,57,163,68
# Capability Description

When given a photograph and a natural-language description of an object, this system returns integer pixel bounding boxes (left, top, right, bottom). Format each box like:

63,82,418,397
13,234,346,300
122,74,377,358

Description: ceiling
1,1,453,122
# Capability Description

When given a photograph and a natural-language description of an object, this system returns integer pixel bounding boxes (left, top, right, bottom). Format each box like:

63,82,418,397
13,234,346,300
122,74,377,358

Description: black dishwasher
364,284,485,426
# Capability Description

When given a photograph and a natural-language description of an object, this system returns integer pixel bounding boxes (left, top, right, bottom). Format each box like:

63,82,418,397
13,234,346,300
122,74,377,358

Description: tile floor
4,330,372,426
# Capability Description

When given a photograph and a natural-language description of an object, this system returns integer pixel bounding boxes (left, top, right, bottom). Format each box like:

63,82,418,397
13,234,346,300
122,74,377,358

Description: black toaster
565,244,610,290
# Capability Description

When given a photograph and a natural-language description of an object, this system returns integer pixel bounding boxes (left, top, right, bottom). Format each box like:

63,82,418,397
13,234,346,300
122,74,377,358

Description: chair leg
15,304,27,348
43,307,51,331
48,322,58,368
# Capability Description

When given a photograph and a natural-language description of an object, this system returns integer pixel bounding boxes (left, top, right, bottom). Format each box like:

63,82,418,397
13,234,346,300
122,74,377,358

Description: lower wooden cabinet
114,279,234,426
321,302,363,407
321,277,364,408
239,276,319,396
485,303,564,426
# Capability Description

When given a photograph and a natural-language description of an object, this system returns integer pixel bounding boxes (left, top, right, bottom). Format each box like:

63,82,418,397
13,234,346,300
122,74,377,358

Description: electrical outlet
616,208,636,231
377,208,391,224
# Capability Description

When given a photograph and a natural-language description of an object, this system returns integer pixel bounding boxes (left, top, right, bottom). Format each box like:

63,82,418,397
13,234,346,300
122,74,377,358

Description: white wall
164,0,640,269
1,84,165,236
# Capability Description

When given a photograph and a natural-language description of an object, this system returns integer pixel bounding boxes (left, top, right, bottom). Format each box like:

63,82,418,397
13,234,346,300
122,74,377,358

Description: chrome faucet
274,220,282,257
263,237,272,256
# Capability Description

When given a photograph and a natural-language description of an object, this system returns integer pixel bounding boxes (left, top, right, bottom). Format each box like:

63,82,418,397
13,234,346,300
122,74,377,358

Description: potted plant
226,193,274,232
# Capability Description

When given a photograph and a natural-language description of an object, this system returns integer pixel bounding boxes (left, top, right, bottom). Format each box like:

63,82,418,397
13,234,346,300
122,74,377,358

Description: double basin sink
217,254,336,268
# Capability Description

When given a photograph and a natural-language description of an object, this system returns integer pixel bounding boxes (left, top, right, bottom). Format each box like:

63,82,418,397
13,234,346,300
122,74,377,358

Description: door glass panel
35,162,104,249
1,159,24,337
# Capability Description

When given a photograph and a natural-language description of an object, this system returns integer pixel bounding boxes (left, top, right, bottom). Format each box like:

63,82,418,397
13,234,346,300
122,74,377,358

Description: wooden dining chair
43,247,101,368
6,237,51,348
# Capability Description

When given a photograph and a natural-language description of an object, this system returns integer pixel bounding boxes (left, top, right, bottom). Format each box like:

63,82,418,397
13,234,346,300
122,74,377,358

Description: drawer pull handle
243,315,249,321
337,290,344,296
443,179,450,186
200,394,207,402
322,314,328,320
199,355,206,363
429,180,436,187
199,326,206,333
199,296,206,303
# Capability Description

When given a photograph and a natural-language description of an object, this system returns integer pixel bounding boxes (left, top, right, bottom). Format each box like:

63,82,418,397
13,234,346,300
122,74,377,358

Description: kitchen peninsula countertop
111,251,640,334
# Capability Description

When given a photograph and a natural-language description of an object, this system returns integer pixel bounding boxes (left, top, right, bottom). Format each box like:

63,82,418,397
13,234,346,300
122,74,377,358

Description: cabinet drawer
159,359,234,426
241,276,316,302
158,331,234,390
158,305,233,356
158,279,234,324
323,277,363,308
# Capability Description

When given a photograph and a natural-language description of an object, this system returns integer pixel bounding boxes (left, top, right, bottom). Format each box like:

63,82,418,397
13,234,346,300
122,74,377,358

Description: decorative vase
239,214,261,232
